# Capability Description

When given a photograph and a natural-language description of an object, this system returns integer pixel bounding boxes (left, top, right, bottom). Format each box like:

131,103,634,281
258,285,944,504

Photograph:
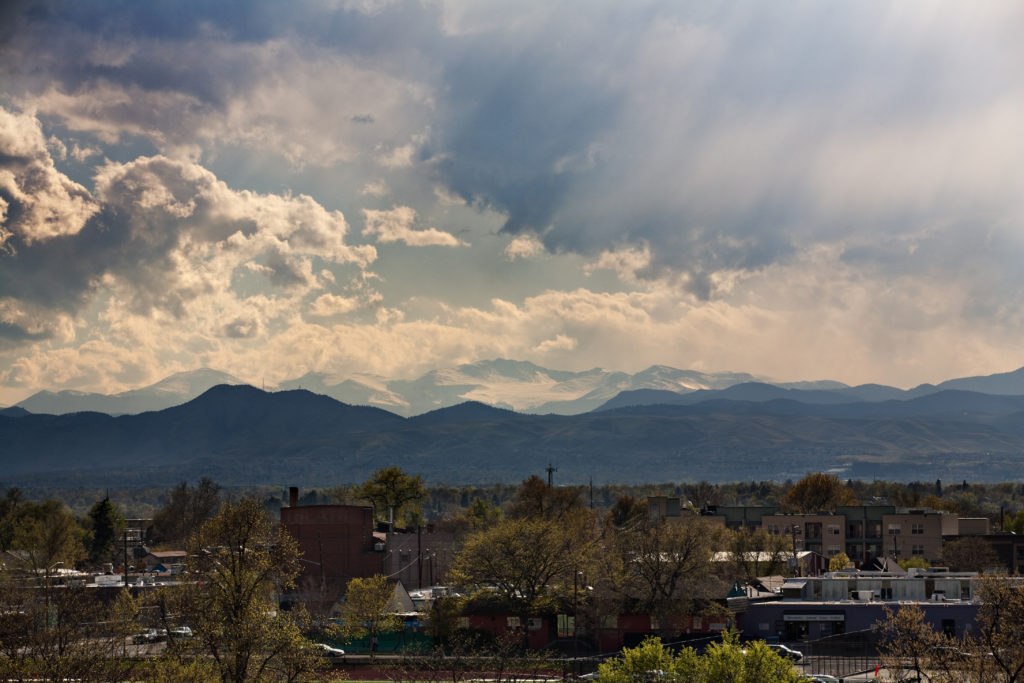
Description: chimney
289,486,298,507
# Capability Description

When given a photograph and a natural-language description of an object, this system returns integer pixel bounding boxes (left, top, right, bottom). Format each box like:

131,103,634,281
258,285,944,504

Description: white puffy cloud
584,243,652,283
362,206,466,247
504,234,544,261
0,107,99,246
309,293,361,317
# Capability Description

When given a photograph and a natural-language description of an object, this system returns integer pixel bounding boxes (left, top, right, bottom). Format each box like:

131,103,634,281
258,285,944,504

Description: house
142,550,187,572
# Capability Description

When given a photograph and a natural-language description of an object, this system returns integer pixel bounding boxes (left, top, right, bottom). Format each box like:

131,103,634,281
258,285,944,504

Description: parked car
170,626,193,638
315,643,345,658
768,643,803,661
802,675,839,683
132,628,166,644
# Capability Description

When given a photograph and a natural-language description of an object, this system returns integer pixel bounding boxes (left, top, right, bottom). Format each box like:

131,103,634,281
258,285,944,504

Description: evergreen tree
87,496,125,566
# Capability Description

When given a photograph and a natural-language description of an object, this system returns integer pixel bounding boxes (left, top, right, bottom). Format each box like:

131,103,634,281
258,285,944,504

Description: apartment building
647,498,984,568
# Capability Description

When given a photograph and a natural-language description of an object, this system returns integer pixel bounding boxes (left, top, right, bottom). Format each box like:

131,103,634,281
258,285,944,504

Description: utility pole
123,529,129,586
546,463,558,488
790,524,802,577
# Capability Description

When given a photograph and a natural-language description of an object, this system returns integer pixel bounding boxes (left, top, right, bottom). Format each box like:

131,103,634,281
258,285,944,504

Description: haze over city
1,1,1022,408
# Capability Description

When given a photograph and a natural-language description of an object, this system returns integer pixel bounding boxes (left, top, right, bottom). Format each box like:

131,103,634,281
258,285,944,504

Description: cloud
504,234,544,261
533,334,577,353
1,1,1023,405
309,293,361,317
584,243,652,284
359,180,389,197
0,107,99,247
362,206,466,246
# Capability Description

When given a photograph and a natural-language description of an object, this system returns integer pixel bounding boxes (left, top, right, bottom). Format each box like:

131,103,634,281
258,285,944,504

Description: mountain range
3,362,1024,488
13,360,1024,418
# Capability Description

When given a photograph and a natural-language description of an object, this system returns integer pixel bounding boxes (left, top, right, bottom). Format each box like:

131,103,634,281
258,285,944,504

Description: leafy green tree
1005,510,1024,534
701,630,803,682
86,496,125,566
782,472,857,513
0,487,23,552
598,632,801,683
335,574,404,658
897,556,930,571
828,552,852,572
9,499,86,574
450,514,594,646
603,495,647,529
170,498,316,683
596,636,700,682
465,497,503,530
357,467,425,530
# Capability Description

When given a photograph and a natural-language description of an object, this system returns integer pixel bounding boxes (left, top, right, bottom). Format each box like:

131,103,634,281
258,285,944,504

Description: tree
0,579,139,681
727,527,792,583
876,581,1024,683
86,496,125,567
606,518,725,635
971,575,1024,682
876,604,949,683
0,487,23,552
151,478,222,545
700,630,804,683
781,473,857,513
597,632,802,683
357,467,425,530
170,498,317,683
828,552,851,572
449,515,594,646
603,495,647,529
507,475,585,521
335,574,403,658
465,497,503,530
9,500,86,574
941,536,1000,572
898,556,930,570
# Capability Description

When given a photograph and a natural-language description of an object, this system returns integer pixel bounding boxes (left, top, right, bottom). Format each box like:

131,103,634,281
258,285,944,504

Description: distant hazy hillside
12,361,1024,421
4,383,1024,488
16,368,246,415
13,360,762,417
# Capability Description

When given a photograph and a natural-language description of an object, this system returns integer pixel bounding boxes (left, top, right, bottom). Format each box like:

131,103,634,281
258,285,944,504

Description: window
828,545,840,556
880,587,893,600
888,524,902,534
828,525,840,536
912,545,925,556
911,523,925,535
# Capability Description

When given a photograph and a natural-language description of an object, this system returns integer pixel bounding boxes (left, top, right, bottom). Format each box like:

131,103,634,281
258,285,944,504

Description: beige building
646,498,983,568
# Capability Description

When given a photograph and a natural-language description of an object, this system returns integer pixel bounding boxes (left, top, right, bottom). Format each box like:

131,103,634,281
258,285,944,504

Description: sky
0,0,1022,406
